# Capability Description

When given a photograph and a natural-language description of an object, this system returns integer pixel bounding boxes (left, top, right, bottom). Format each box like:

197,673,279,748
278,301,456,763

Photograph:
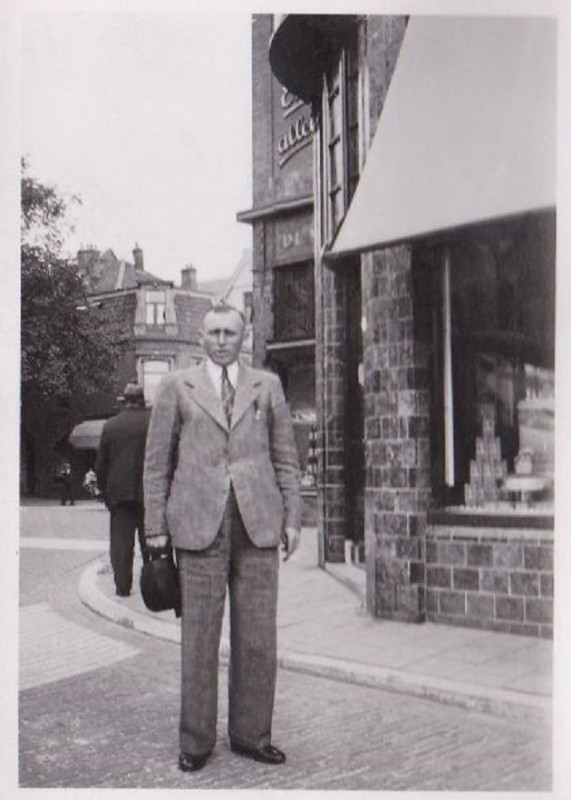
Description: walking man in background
96,381,150,597
58,461,74,506
144,303,301,773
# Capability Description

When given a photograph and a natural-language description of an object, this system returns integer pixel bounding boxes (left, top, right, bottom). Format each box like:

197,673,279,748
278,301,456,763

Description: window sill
428,505,554,532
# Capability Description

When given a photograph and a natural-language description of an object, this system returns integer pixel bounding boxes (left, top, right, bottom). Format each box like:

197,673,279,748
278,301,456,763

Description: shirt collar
205,358,239,389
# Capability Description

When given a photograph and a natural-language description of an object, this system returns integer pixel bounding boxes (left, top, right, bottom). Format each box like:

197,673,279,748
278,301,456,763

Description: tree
21,158,122,401
20,159,125,495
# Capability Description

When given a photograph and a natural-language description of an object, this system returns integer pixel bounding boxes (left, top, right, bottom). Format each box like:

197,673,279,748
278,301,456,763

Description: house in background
24,244,216,498
64,246,260,495
76,243,213,408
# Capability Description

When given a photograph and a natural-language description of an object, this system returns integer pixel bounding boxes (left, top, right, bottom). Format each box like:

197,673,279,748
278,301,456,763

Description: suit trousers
109,501,146,595
176,489,279,757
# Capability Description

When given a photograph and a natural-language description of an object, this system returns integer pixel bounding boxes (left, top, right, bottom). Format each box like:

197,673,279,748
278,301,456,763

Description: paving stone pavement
19,629,552,791
19,602,138,691
17,500,557,791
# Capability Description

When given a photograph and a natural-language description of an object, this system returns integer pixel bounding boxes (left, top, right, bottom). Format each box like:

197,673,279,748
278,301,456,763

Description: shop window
427,214,555,514
145,290,166,327
273,261,315,341
320,28,360,245
141,359,171,405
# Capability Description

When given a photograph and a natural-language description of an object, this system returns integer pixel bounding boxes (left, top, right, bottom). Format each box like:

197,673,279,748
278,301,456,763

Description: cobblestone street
17,502,553,791
20,639,551,791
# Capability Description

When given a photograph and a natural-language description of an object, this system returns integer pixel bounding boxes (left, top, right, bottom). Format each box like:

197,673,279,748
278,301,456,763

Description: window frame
145,289,167,327
320,29,361,248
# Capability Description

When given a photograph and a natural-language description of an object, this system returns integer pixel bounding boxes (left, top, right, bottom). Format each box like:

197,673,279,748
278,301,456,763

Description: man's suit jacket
95,407,151,509
143,362,301,550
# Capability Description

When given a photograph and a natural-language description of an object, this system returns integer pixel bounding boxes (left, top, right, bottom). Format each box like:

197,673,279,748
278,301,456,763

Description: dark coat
95,406,151,509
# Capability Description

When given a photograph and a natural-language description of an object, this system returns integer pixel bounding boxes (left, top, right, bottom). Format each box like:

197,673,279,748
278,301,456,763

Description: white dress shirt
206,359,239,398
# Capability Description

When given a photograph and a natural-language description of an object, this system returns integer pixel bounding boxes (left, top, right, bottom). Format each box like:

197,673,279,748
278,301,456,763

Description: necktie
221,366,235,425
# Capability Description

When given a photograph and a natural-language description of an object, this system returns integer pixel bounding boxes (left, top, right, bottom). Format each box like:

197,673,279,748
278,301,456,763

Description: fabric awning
329,15,556,257
68,419,107,450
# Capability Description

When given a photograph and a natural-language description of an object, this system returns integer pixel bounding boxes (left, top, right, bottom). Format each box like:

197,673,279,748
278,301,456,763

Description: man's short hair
206,301,246,324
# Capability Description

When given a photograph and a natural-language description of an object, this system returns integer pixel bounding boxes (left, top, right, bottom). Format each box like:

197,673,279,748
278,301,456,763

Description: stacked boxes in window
464,402,507,507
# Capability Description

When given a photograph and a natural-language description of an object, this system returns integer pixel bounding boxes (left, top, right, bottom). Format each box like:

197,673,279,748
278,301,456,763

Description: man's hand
145,534,171,559
281,527,301,561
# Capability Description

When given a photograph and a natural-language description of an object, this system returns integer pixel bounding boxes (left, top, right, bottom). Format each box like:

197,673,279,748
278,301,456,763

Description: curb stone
79,558,551,722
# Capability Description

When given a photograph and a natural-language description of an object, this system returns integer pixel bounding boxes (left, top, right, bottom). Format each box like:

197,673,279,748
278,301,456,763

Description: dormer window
146,289,166,326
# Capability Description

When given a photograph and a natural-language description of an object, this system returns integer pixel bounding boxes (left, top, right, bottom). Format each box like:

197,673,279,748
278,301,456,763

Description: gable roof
87,258,172,294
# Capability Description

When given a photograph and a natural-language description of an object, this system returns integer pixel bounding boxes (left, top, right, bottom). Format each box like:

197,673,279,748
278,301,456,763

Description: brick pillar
251,221,273,369
316,257,349,564
362,246,431,621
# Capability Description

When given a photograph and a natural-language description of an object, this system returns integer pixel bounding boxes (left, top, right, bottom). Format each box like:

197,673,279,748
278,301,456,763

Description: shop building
238,15,319,505
264,14,556,636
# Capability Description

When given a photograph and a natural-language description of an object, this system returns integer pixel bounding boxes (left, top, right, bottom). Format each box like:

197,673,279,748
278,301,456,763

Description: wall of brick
362,246,432,621
252,15,275,209
250,14,315,372
426,525,553,638
366,16,408,144
315,261,350,564
251,221,274,368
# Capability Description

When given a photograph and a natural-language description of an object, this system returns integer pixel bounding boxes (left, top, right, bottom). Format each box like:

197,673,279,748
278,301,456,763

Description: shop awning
68,419,107,450
329,15,556,258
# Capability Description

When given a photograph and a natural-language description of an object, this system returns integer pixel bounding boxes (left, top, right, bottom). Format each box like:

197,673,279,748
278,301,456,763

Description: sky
20,12,253,284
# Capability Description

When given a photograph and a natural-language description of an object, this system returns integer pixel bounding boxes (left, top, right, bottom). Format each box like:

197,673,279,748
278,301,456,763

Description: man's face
202,309,245,366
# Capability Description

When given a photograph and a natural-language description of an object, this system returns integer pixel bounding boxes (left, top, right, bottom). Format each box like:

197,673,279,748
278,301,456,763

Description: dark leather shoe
230,741,286,764
178,751,209,772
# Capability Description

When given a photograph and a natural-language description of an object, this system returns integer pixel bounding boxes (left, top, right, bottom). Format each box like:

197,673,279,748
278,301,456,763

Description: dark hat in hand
140,552,181,617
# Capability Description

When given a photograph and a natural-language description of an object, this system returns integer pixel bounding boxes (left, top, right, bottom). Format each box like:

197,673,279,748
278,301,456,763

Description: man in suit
144,303,301,773
96,382,151,596
58,461,75,506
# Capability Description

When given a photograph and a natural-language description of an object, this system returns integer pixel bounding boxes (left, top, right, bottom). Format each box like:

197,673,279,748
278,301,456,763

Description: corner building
250,14,556,637
238,15,319,514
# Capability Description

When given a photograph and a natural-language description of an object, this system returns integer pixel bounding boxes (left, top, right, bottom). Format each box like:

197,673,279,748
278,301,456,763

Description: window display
427,213,555,514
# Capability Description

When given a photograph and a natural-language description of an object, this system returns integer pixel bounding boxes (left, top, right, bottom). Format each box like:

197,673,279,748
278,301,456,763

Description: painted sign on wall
276,87,316,169
268,212,314,265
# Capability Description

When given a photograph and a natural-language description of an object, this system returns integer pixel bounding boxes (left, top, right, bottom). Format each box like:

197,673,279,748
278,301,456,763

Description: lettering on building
277,87,315,168
271,214,314,265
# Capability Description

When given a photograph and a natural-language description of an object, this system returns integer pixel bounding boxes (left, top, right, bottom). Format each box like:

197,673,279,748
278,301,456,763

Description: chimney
181,265,197,291
133,242,144,270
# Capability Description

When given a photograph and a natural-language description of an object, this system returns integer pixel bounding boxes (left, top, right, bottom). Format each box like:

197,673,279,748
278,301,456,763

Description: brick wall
427,525,553,638
366,16,408,144
252,222,273,367
315,261,350,564
362,246,431,621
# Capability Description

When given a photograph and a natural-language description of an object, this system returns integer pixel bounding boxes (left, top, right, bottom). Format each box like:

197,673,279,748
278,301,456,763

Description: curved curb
79,559,181,644
79,559,551,722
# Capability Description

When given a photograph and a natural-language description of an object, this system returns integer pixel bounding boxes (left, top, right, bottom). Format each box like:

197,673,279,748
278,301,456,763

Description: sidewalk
79,525,552,721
